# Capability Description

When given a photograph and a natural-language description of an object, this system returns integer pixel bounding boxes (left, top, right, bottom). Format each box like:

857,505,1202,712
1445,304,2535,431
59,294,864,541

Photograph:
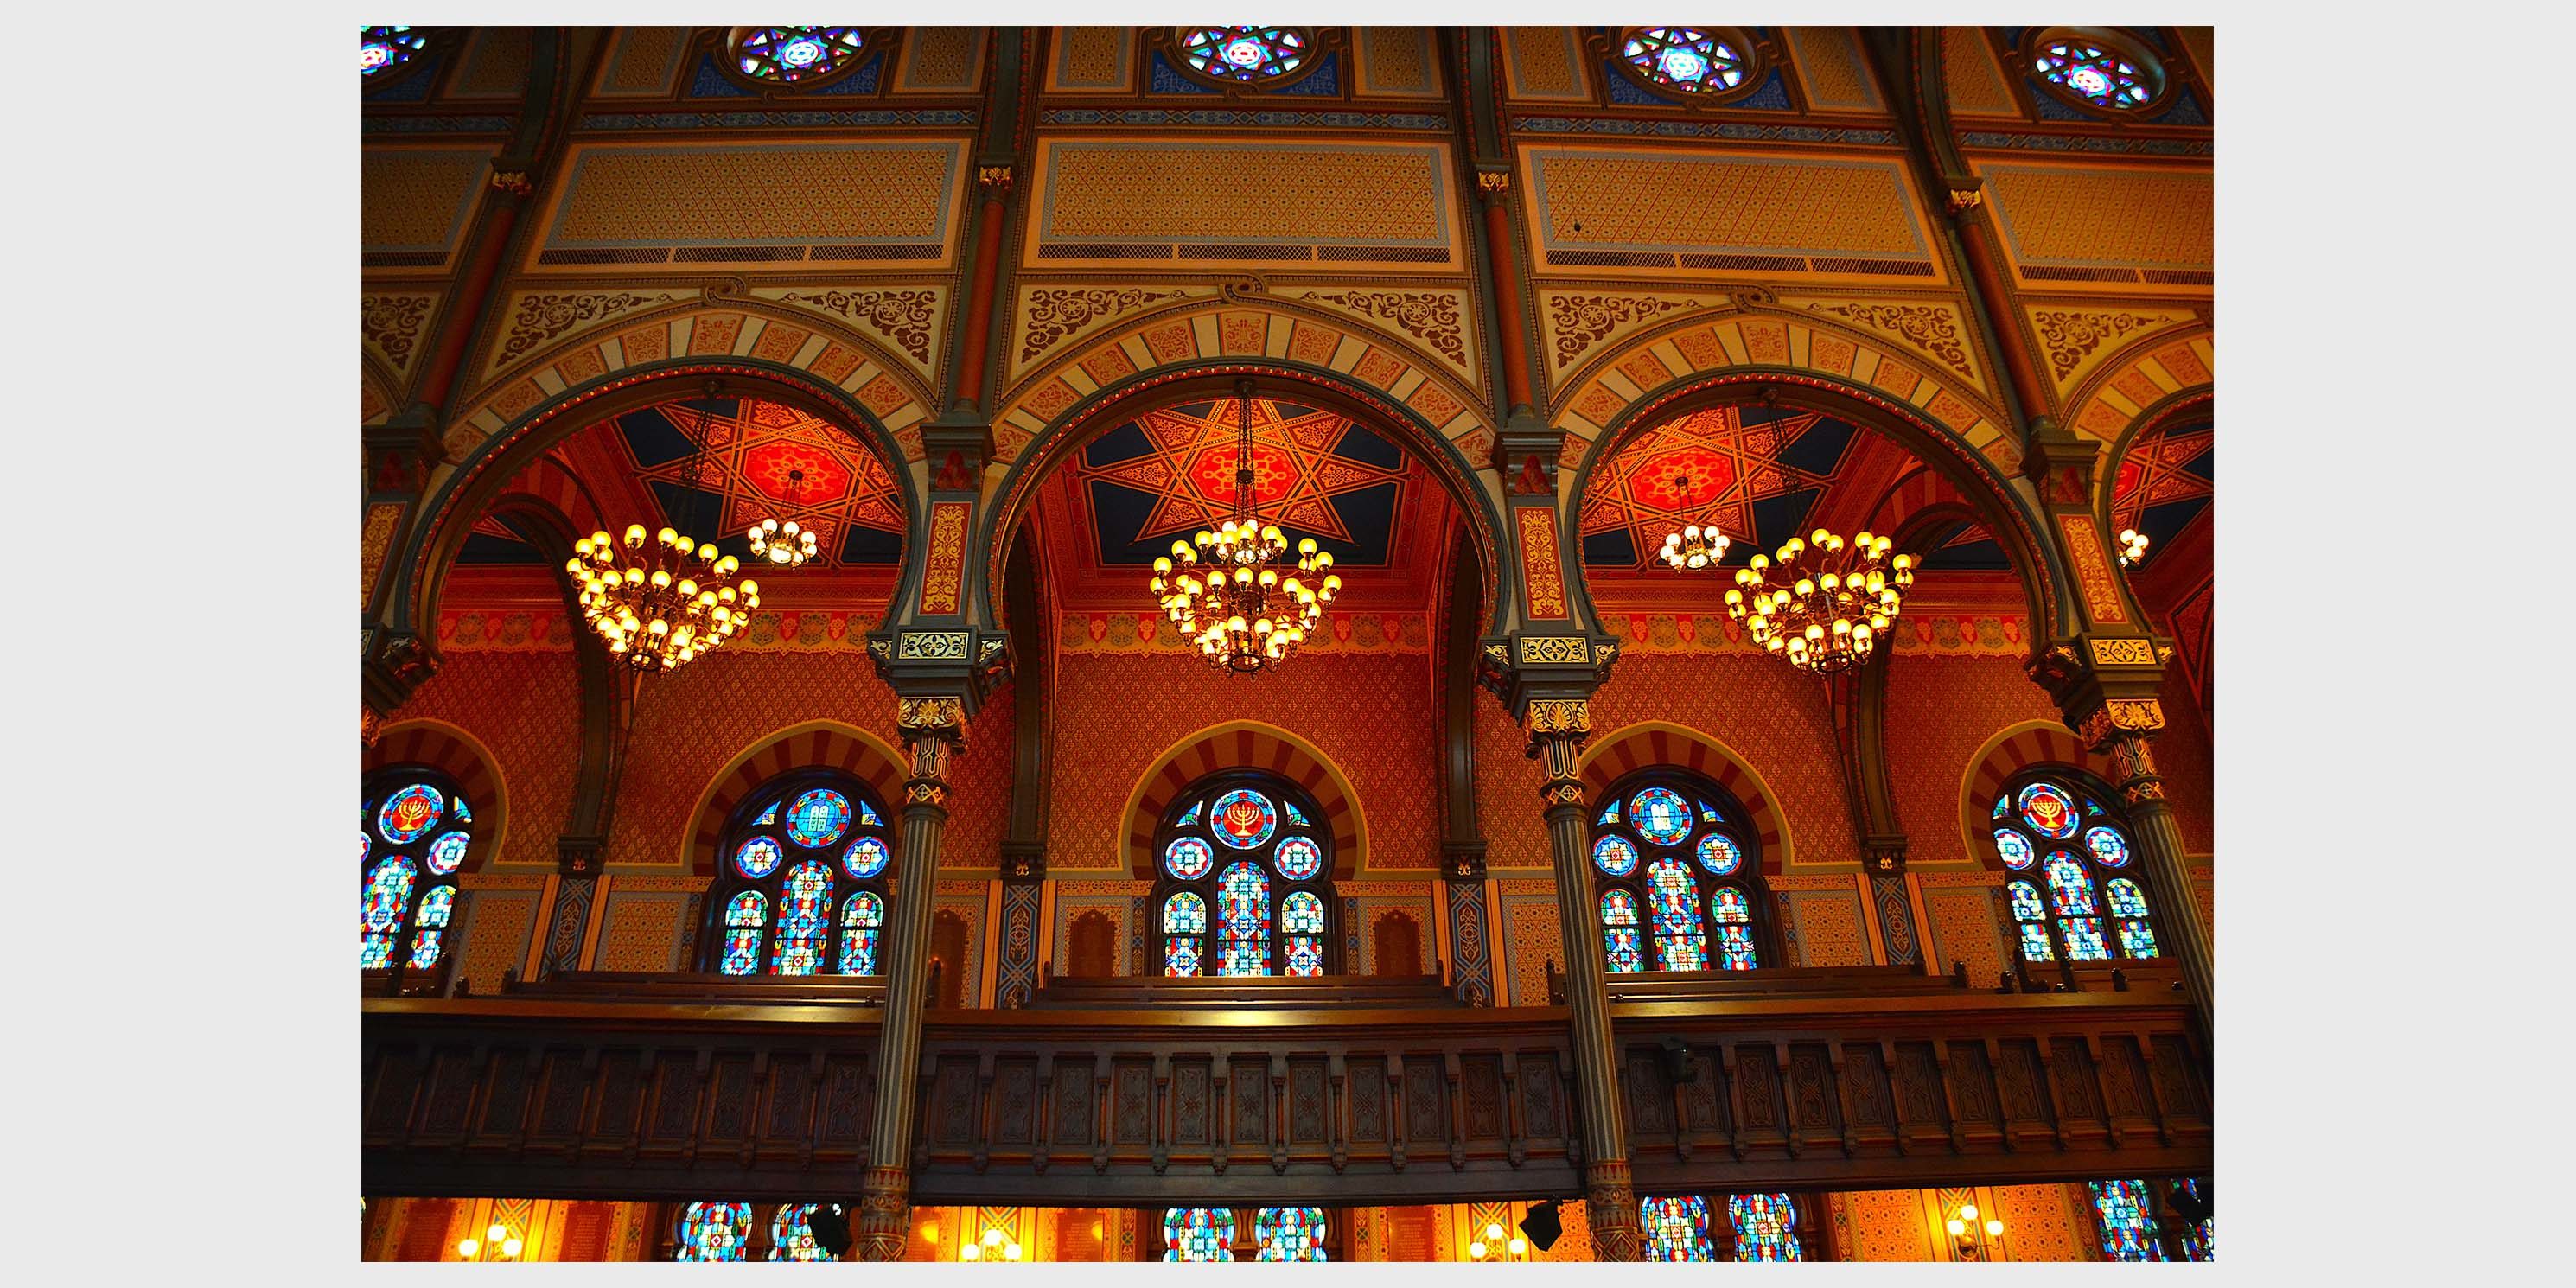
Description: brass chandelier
1656,469,1731,571
1724,526,1915,674
747,467,819,569
1147,379,1342,674
562,412,767,673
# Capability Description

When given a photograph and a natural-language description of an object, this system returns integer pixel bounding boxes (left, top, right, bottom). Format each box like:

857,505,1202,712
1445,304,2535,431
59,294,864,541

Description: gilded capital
2075,697,2165,750
1522,697,1591,740
977,164,1014,195
896,695,966,735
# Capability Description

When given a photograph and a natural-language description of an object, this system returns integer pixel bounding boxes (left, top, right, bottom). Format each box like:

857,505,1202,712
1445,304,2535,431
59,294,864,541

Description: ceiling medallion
561,410,779,673
1656,469,1731,571
1148,380,1343,674
1725,527,1916,675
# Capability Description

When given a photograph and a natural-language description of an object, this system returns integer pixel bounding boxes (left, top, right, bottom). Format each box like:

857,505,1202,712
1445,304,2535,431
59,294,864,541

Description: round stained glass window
2031,33,2161,112
787,789,852,847
730,26,869,85
1209,788,1279,849
1620,28,1752,96
1165,836,1215,880
2084,826,2131,868
1994,829,2037,870
1274,836,1323,881
360,26,429,78
360,832,370,864
362,858,414,931
736,836,784,879
1629,787,1693,845
377,784,443,844
843,836,890,879
2018,782,2081,838
425,831,471,875
1176,26,1311,84
1696,832,1744,875
1593,833,1640,877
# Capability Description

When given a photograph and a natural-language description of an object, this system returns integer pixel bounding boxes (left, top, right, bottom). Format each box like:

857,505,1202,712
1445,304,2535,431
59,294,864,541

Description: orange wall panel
395,651,580,867
1883,656,2063,866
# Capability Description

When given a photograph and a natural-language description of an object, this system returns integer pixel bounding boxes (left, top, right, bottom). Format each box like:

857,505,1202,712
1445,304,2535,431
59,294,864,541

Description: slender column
2082,708,2214,1035
1527,698,1638,1261
946,167,1014,415
1943,191,2056,427
1476,170,1539,419
856,696,966,1261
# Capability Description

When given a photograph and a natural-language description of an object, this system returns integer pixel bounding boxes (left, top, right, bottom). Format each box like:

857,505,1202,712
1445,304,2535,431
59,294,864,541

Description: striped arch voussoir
1578,722,1792,871
1868,466,1978,545
366,718,508,870
1959,719,2117,869
685,720,907,874
1123,721,1368,880
2066,326,2214,448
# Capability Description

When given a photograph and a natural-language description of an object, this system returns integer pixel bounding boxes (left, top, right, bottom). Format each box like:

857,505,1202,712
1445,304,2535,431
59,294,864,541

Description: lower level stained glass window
1727,1193,1801,1261
1254,1206,1326,1261
1164,1208,1234,1262
2087,1179,2169,1261
675,1202,752,1261
1642,1196,1713,1261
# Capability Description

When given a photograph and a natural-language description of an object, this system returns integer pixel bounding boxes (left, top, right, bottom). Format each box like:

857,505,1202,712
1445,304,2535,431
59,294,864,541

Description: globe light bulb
488,1224,508,1241
961,1243,980,1261
985,1229,1004,1247
502,1238,523,1259
1947,1218,1967,1236
1469,1241,1488,1260
1509,1237,1527,1256
1985,1220,2004,1237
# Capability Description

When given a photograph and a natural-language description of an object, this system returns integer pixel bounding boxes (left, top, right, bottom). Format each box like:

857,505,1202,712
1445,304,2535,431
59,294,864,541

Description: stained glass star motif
622,399,907,568
1073,396,1412,562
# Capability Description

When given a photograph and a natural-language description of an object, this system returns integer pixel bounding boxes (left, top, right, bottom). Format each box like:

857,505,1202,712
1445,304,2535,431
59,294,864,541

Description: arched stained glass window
361,768,476,972
360,26,430,78
1254,1207,1327,1261
700,769,896,977
767,1203,833,1261
1152,771,1337,978
1164,1207,1236,1262
1642,1196,1714,1261
1591,768,1776,973
1990,768,2160,967
725,26,870,87
1616,27,1762,100
2171,1178,2215,1261
674,1202,753,1261
2027,29,2166,114
1171,26,1317,88
2086,1179,2168,1261
1727,1193,1803,1262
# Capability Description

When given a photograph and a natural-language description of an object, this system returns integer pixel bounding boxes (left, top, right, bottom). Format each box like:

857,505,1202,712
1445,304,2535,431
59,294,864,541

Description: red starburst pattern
1579,406,1837,571
628,399,907,567
2109,420,2211,535
1074,397,1411,548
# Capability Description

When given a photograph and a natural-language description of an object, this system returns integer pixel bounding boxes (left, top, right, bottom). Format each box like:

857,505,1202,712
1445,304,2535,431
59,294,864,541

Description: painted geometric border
680,719,909,874
367,717,509,873
1118,719,1368,880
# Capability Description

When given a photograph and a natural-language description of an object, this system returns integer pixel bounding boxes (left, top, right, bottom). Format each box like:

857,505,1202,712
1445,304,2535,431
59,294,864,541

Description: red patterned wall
1046,651,1439,870
603,653,1014,870
1882,656,2063,867
394,651,580,867
2153,671,2212,852
1592,654,1860,868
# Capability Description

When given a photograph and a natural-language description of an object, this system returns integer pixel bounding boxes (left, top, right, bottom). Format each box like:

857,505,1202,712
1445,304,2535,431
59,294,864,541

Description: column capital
364,407,448,496
975,163,1015,196
1440,841,1489,883
1862,833,1910,873
866,630,1012,705
1474,166,1512,204
921,416,996,490
555,832,608,877
999,840,1047,882
362,628,438,715
2018,419,2101,510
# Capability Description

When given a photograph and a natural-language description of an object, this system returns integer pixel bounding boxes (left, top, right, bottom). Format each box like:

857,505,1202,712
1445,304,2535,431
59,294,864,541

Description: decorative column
1527,698,1639,1261
1441,847,1493,1003
2078,698,2213,1031
994,845,1045,1007
1475,169,1540,423
856,695,967,1262
1827,649,1923,968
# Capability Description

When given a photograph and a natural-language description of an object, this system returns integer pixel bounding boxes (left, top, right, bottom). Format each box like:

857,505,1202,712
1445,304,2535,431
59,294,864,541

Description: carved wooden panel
422,1048,477,1138
534,1052,588,1140
820,1057,871,1145
477,1049,531,1138
2149,1035,2209,1122
1112,1060,1153,1145
2048,1038,2106,1143
1051,1060,1094,1148
1733,1045,1785,1138
1892,1043,1948,1135
1231,1057,1270,1146
705,1055,753,1142
1459,1056,1506,1141
931,1055,979,1146
1349,1056,1387,1144
1943,1042,1999,1131
995,1059,1037,1145
1840,1044,1894,1131
1171,1060,1211,1145
592,1050,642,1143
762,1058,813,1140
1680,1053,1725,1132
1289,1059,1330,1145
1401,1057,1445,1145
364,1050,419,1138
1788,1045,1838,1134
647,1053,699,1142
1623,1051,1673,1135
1518,1055,1562,1139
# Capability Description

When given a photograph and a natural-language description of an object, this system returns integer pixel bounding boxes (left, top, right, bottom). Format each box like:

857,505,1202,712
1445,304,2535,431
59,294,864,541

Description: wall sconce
962,1227,1022,1261
1467,1220,1529,1262
1944,1202,2004,1261
456,1220,524,1261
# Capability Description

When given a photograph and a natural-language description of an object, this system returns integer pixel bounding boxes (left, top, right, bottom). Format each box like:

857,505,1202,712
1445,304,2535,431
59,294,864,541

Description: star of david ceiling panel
452,398,908,574
1031,394,1457,613
2111,418,2212,564
1578,404,2011,611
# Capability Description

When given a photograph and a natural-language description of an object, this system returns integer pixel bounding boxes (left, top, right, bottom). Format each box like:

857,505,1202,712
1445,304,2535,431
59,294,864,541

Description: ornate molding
494,290,679,366
360,293,436,376
2075,697,2165,749
1803,301,1974,383
2086,635,2160,667
1016,286,1189,365
896,695,967,734
896,630,972,660
1297,289,1468,368
774,288,940,367
976,164,1014,195
2032,309,2177,382
1516,634,1592,666
1523,698,1592,741
1546,292,1694,372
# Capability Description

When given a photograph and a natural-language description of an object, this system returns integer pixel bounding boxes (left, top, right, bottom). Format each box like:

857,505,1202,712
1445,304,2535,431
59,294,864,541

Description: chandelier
561,412,763,673
747,467,819,568
1146,379,1342,673
1724,526,1915,674
1655,468,1732,571
2115,526,2150,568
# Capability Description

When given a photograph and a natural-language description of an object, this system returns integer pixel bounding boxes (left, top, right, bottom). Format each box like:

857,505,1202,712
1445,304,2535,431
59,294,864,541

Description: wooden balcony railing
360,969,2207,1204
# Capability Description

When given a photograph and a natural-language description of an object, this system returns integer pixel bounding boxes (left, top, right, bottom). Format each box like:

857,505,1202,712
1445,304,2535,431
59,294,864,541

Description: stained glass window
2172,1178,2215,1261
1727,1194,1802,1261
1642,1196,1713,1261
728,26,869,86
1174,27,1312,86
704,771,895,978
839,891,884,974
1992,770,2158,967
360,26,429,78
1591,768,1771,974
674,1202,753,1262
2086,1180,2169,1261
786,789,851,848
1164,1207,1235,1262
1619,28,1755,97
768,1203,834,1261
362,770,473,972
2031,32,2163,112
1155,772,1336,978
1254,1207,1326,1261
1601,889,1643,973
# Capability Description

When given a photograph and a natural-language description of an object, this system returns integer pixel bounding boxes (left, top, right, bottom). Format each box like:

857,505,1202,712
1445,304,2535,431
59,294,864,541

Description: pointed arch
682,720,909,874
1578,722,1794,870
1122,720,1368,880
366,717,508,871
1959,719,2117,869
975,289,1509,634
